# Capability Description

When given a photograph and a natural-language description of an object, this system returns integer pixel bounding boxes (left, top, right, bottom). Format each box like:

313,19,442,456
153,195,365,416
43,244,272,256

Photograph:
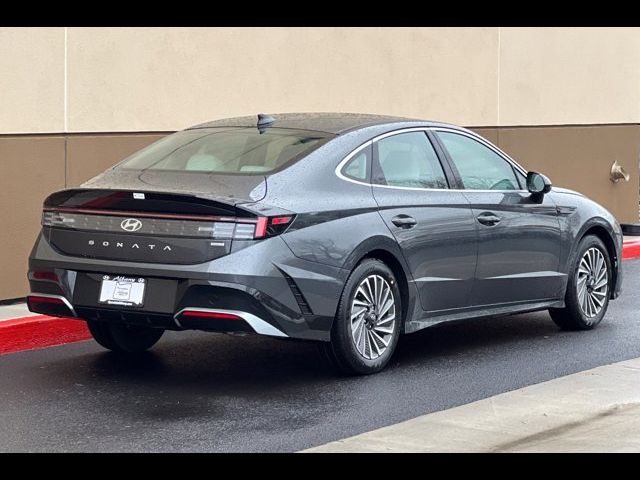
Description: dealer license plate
99,275,146,307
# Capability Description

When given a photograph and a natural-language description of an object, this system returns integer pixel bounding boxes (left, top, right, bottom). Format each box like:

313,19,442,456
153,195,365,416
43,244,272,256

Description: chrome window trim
334,140,373,187
173,307,287,337
334,126,530,193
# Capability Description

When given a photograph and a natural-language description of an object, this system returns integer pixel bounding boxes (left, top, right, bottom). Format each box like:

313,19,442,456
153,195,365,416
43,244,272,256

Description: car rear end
27,125,339,341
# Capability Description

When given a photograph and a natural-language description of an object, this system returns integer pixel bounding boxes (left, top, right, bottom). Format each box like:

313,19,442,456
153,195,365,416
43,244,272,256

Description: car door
371,129,477,313
434,129,563,307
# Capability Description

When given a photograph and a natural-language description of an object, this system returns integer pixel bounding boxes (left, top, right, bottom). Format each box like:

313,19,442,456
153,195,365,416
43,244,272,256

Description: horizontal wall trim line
2,122,640,138
469,122,640,130
0,131,174,139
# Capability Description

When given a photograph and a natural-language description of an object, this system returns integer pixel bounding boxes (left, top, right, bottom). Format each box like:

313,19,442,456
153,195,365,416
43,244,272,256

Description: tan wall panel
498,125,640,223
499,28,640,126
67,27,499,132
0,136,65,299
66,134,167,186
469,127,498,145
0,28,64,134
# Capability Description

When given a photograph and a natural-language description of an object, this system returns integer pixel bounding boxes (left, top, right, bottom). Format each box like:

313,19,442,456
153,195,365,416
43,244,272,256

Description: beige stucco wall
499,27,640,126
1,27,639,134
66,27,499,132
0,28,64,133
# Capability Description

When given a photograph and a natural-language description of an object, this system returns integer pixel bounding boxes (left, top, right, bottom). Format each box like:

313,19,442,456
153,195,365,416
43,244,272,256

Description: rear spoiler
44,188,248,218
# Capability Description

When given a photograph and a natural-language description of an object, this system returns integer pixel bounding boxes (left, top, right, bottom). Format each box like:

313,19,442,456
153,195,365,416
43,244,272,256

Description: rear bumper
28,233,348,341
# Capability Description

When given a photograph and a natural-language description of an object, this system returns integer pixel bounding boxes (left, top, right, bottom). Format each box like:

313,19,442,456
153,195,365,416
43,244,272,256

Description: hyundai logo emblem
120,218,143,232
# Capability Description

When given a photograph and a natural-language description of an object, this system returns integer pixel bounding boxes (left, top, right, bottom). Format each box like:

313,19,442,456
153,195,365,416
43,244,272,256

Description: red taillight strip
180,310,242,320
43,207,260,224
271,216,292,225
28,295,64,305
254,217,268,238
30,271,59,283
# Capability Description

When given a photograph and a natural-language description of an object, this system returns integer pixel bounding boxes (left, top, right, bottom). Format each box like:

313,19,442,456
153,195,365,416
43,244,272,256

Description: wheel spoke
369,331,382,357
379,285,390,313
593,277,608,290
372,277,379,309
351,307,366,321
591,293,604,307
351,316,365,335
580,284,588,313
371,330,390,347
353,298,370,308
374,325,394,334
358,286,373,305
376,313,395,326
588,295,597,317
378,297,394,318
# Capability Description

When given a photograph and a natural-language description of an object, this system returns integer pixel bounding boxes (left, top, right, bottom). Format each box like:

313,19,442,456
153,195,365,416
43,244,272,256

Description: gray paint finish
28,113,623,343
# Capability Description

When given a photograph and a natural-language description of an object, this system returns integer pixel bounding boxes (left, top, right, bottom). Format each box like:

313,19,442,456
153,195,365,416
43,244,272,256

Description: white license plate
99,275,146,307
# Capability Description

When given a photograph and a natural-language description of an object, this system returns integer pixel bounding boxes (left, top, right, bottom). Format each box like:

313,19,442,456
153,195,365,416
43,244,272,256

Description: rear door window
373,131,448,189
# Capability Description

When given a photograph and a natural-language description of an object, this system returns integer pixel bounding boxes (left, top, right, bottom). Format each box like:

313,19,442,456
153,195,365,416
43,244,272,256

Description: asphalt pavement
1,260,639,452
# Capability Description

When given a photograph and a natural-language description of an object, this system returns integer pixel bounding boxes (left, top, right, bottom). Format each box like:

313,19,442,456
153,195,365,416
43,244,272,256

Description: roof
187,112,451,135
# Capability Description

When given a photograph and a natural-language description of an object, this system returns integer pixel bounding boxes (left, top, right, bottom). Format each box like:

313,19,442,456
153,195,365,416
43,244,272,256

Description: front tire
87,320,164,353
322,259,402,375
549,235,612,330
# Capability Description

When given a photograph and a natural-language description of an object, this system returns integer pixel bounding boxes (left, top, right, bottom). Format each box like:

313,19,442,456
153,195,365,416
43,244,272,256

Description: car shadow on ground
5,309,620,438
32,310,565,390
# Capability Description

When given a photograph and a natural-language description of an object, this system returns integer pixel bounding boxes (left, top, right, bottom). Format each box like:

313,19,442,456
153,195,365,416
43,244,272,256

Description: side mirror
526,171,552,195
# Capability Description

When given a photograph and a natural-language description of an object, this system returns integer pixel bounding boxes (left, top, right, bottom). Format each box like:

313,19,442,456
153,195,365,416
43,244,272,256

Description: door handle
391,215,417,229
477,212,501,226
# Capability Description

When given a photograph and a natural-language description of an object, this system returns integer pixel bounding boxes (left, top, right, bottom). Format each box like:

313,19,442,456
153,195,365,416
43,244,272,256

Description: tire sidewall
332,259,402,374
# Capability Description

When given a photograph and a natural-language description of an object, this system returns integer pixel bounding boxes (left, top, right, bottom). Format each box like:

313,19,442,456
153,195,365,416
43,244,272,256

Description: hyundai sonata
27,113,623,374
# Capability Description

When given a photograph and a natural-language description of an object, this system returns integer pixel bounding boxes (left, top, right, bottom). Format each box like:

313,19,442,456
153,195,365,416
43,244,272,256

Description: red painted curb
623,240,640,260
0,315,90,355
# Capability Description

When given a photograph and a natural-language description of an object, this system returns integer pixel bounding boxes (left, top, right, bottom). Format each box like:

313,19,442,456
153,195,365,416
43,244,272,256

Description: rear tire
549,235,612,330
87,320,164,353
322,259,402,375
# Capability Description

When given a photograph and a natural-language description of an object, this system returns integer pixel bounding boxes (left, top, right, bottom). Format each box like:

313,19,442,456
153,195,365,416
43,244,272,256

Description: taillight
180,310,242,320
254,216,294,239
30,271,59,283
41,208,294,240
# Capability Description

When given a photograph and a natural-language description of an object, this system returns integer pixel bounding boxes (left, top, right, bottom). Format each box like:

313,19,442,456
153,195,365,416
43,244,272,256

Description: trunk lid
41,172,269,265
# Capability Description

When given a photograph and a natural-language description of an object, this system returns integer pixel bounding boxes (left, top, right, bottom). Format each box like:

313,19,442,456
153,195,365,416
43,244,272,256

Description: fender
342,234,413,280
565,216,621,298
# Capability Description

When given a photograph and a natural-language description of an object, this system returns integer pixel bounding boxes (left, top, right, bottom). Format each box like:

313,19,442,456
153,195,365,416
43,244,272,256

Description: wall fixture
610,160,630,183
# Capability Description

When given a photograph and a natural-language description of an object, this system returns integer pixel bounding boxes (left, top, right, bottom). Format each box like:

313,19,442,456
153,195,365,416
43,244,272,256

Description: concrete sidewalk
306,358,640,453
0,302,30,321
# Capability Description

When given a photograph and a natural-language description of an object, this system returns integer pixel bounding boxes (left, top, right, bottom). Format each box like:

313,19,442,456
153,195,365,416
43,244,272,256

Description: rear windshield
117,127,332,174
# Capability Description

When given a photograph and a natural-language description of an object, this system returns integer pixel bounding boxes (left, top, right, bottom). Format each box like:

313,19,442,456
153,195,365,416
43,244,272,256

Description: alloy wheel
576,247,608,318
350,274,396,360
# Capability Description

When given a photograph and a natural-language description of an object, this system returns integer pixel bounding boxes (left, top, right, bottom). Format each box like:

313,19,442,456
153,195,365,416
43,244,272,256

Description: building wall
1,27,639,300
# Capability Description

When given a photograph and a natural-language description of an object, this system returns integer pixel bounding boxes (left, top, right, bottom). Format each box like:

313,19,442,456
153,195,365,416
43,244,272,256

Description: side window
373,132,448,189
437,132,520,191
341,146,370,182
